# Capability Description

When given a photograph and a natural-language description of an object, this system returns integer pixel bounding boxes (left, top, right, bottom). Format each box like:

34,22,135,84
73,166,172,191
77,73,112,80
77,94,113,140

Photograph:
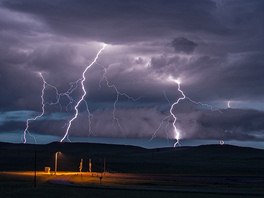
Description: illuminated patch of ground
1,171,263,198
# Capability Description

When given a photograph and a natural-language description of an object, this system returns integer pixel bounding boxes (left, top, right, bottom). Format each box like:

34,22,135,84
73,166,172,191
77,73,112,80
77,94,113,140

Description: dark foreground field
0,142,264,197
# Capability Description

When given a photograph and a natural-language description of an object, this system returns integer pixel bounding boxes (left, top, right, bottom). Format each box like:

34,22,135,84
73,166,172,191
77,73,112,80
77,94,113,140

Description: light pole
34,150,37,188
55,152,61,175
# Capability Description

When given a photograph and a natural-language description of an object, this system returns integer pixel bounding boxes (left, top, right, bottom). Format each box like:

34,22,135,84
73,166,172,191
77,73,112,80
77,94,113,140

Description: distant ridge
0,141,263,151
1,141,264,175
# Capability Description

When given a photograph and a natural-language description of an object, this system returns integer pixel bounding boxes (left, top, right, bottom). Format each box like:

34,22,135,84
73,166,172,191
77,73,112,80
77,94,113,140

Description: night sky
0,0,263,148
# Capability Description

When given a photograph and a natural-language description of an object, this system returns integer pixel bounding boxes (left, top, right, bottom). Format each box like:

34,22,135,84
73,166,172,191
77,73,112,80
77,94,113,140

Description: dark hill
0,142,263,176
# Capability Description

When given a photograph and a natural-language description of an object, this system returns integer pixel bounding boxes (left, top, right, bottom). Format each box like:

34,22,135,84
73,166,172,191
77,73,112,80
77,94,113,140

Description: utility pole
34,150,37,188
89,159,92,173
55,152,61,175
79,158,83,173
103,158,106,173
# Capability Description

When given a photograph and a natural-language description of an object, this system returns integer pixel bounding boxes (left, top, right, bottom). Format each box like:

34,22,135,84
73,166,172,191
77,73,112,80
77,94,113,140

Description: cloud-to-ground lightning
23,72,47,143
152,76,223,147
99,65,141,134
23,72,69,143
60,44,107,142
167,77,186,147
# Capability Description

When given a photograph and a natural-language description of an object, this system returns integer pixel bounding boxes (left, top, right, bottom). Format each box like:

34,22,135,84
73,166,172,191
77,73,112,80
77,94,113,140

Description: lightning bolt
153,76,222,147
99,65,141,134
60,44,107,142
51,77,94,136
169,77,224,147
23,72,46,143
150,91,171,141
23,72,68,143
168,77,186,147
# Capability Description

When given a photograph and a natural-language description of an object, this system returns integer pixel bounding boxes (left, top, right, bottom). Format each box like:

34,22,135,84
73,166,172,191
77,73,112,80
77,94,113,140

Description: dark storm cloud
0,0,264,143
1,0,263,101
188,52,264,101
149,51,264,101
0,65,44,110
83,108,264,141
171,37,198,54
177,108,264,141
1,0,225,43
1,107,263,142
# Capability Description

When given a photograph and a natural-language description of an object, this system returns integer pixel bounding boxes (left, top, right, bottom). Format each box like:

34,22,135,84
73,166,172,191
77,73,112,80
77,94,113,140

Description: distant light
227,100,231,108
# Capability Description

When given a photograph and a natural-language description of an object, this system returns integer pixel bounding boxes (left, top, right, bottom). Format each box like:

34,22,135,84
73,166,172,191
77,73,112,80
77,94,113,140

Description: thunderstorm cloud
0,0,264,145
171,37,198,54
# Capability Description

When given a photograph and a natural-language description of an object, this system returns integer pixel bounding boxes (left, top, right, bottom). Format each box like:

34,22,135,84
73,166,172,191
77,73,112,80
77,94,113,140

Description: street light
55,152,61,175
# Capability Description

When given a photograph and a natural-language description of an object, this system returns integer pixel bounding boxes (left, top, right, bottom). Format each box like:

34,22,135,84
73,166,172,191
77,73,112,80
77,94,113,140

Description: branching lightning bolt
99,66,141,134
170,77,223,147
152,76,223,147
23,72,46,143
51,78,94,137
150,91,171,141
60,44,107,142
169,78,186,147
